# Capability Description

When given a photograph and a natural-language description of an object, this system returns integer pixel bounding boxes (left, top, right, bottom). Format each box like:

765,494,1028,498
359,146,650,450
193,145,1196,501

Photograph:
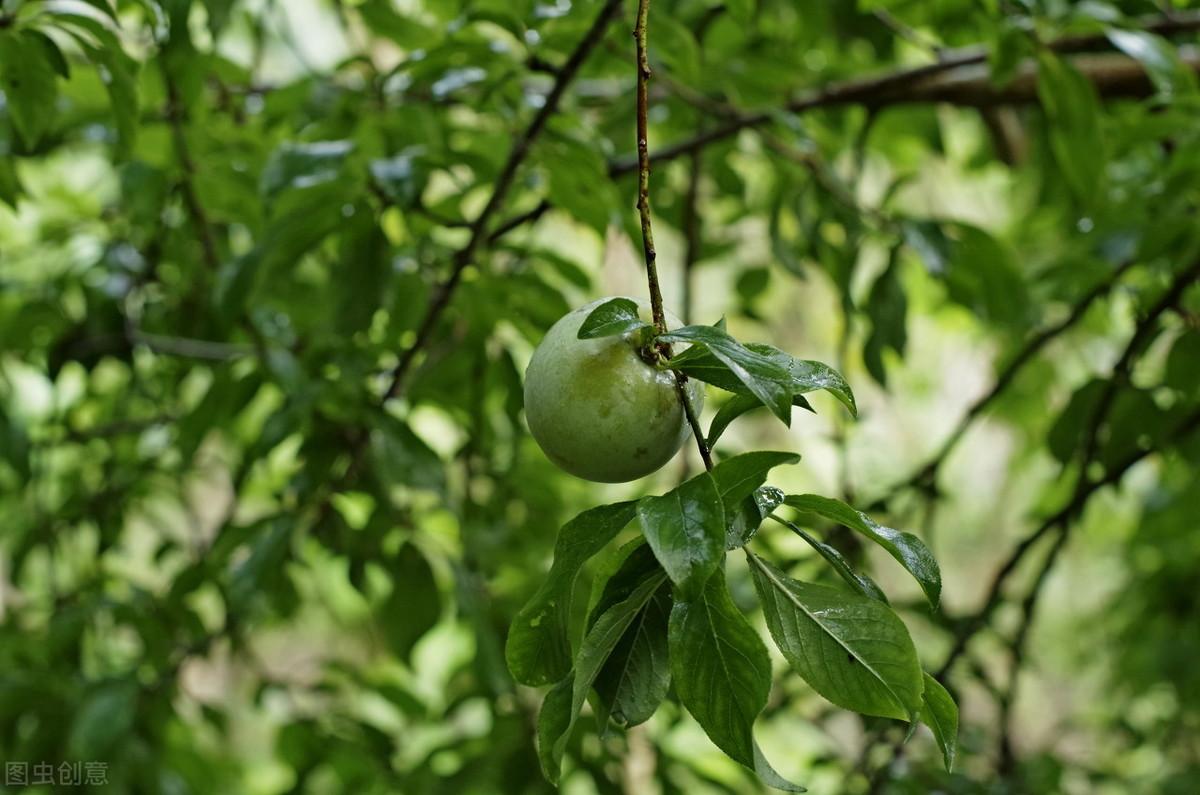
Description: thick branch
609,13,1200,174
382,0,623,402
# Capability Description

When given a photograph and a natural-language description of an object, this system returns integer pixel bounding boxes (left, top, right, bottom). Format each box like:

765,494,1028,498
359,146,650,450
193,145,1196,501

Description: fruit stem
632,0,713,472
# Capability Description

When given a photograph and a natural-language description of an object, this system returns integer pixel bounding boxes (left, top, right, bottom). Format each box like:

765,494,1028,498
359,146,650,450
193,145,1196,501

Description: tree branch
608,12,1200,175
381,0,624,402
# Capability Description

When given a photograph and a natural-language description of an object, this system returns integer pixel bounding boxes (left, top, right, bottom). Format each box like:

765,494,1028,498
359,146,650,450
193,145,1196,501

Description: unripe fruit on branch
523,297,703,483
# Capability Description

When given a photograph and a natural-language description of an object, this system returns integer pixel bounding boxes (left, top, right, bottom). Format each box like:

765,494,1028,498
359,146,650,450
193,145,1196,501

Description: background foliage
1,0,1199,792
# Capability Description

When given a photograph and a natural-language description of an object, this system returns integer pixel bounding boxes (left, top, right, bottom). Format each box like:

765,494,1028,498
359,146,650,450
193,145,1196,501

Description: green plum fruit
523,297,703,483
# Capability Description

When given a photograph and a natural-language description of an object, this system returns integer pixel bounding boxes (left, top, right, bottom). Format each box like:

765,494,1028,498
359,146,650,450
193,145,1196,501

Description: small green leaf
0,158,21,209
51,12,140,155
380,543,439,662
584,543,673,731
670,567,805,792
75,0,120,21
708,392,814,447
68,678,138,760
0,31,60,148
594,585,671,730
507,502,638,686
783,494,941,608
369,148,428,207
864,249,907,387
538,571,667,781
261,140,355,200
768,515,888,603
747,552,924,721
711,451,801,509
637,472,725,598
577,297,652,340
726,485,785,550
1037,51,1105,202
662,326,794,424
536,677,573,785
369,415,445,493
919,673,959,773
1107,28,1197,98
671,337,855,418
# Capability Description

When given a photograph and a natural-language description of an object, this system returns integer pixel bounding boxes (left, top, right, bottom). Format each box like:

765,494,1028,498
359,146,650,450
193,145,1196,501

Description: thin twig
633,0,666,336
632,0,711,473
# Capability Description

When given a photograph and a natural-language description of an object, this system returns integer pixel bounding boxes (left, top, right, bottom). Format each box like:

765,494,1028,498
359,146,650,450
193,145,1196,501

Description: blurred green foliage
1,0,1199,793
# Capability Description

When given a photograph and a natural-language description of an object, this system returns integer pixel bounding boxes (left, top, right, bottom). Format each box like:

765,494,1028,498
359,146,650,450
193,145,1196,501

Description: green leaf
711,451,801,509
919,673,959,773
594,585,671,730
0,30,59,147
536,677,573,785
707,392,815,447
507,502,638,686
662,326,795,424
768,515,888,603
670,336,856,418
369,415,445,493
538,570,667,782
68,678,138,760
0,157,21,209
51,12,140,155
726,485,784,550
261,140,355,200
864,249,907,386
1107,28,1197,99
637,472,726,599
369,148,428,207
75,0,120,21
577,297,652,340
747,552,924,721
1037,51,1105,202
783,494,941,608
670,567,805,792
24,30,69,78
584,543,673,730
380,543,440,663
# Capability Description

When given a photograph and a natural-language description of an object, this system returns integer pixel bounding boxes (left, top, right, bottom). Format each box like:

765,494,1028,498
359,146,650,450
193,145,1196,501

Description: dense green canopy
1,0,1199,793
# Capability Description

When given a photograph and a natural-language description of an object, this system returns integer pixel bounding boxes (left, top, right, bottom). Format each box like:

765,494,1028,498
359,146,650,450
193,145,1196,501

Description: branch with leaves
510,4,957,790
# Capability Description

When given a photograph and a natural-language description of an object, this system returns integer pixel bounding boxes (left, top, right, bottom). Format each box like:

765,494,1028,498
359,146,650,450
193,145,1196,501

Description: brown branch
633,0,666,336
632,0,712,473
381,0,624,402
608,12,1200,175
488,199,552,243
